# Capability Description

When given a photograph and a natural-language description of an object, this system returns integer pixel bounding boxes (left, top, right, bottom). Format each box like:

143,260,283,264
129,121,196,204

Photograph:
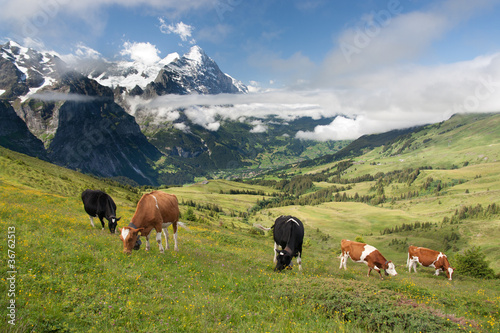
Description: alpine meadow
0,112,499,332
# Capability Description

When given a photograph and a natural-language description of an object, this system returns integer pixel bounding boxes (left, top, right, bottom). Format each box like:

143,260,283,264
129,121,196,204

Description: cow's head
383,261,398,276
107,216,121,234
119,226,144,254
275,250,292,272
446,267,454,280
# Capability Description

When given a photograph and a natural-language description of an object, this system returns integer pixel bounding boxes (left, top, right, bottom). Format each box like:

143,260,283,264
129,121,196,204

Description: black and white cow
272,215,304,272
81,189,121,233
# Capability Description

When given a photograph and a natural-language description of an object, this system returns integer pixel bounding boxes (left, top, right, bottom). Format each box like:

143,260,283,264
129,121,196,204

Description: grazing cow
407,246,454,280
271,215,304,272
81,189,121,233
119,191,186,255
340,239,398,279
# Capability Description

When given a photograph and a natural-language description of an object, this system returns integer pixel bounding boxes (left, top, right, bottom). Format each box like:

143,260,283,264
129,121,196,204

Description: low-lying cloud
30,92,98,102
128,51,500,140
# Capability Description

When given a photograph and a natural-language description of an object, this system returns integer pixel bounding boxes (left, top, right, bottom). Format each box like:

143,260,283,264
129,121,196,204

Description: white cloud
159,19,196,44
296,116,362,141
250,120,268,133
120,41,161,65
127,50,500,140
184,106,220,131
74,43,101,59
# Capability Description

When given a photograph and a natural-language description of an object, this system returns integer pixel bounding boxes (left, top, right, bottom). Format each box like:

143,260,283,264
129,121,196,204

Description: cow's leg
340,253,348,270
274,243,279,264
156,229,165,253
89,216,96,228
163,228,169,250
99,217,105,230
297,252,302,271
435,269,440,276
162,222,172,250
145,234,151,251
412,260,418,273
172,222,179,251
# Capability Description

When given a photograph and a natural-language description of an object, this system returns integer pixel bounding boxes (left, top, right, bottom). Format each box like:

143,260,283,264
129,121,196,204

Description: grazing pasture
0,146,499,332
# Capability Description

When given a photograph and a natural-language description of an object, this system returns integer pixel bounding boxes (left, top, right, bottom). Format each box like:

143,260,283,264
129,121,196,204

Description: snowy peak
184,45,206,64
85,51,180,90
0,41,66,99
144,45,248,96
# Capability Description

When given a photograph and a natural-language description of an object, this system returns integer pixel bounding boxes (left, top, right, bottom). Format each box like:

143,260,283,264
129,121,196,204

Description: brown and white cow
119,191,187,255
339,239,398,279
407,246,454,280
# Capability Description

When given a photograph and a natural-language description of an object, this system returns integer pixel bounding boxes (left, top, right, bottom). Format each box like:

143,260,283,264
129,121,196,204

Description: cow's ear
116,217,122,222
275,249,280,254
137,227,145,235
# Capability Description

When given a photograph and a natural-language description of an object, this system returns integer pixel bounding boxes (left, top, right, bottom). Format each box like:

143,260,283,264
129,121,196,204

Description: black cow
81,189,121,233
272,215,304,272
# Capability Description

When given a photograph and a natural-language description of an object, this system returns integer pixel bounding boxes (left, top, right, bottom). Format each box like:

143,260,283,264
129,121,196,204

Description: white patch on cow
89,216,96,228
151,195,160,209
430,252,445,268
121,228,130,240
357,244,377,264
273,242,279,264
297,252,302,271
287,218,300,226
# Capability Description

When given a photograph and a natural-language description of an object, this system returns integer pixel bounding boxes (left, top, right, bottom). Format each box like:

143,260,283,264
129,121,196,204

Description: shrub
453,246,496,279
355,235,365,243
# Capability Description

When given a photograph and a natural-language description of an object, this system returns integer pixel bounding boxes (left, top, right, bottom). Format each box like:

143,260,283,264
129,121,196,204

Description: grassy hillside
1,113,500,332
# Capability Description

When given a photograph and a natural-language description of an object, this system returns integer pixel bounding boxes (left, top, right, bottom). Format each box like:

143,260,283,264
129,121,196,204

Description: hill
0,112,499,332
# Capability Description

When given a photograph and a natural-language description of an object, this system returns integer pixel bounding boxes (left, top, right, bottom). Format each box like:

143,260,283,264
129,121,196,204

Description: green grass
1,181,498,332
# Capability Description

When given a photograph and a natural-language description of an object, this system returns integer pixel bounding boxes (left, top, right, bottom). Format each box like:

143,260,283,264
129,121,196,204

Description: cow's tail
253,224,271,231
177,221,190,231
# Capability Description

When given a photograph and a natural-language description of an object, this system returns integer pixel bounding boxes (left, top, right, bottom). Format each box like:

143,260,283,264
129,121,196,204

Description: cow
81,189,121,233
119,190,187,255
271,215,304,272
339,239,398,279
407,246,454,280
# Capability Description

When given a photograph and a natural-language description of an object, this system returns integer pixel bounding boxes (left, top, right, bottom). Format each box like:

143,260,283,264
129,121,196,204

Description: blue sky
1,0,500,139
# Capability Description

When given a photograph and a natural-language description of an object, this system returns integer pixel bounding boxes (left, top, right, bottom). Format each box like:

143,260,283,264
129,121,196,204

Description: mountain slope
0,100,47,159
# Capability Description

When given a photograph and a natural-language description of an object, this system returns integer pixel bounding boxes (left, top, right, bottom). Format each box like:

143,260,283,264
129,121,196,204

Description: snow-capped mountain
143,45,248,96
83,52,180,90
0,41,66,100
0,41,247,100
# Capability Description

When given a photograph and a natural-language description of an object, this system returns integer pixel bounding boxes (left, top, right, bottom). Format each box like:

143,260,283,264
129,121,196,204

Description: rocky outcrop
0,100,47,159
